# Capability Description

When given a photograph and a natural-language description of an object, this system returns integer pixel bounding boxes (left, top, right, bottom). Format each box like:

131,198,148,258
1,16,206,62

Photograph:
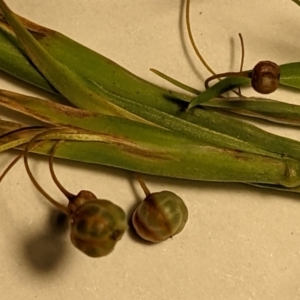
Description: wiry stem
137,175,151,197
204,71,250,89
185,0,216,76
24,129,69,215
49,140,75,200
0,152,23,182
238,33,245,96
238,33,245,73
0,126,49,182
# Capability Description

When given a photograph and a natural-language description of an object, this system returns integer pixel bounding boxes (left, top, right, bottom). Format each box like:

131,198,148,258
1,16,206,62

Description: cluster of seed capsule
12,136,189,258
67,177,188,258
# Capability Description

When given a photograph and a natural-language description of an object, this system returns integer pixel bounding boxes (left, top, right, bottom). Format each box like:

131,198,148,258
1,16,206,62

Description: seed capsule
23,135,127,258
251,61,280,94
69,192,127,257
132,178,188,242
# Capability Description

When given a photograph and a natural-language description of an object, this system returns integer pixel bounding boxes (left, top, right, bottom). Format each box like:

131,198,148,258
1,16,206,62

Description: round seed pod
69,195,127,257
132,190,188,243
23,137,128,258
251,61,280,94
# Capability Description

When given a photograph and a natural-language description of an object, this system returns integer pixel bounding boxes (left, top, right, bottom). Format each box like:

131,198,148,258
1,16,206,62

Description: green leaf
0,0,142,120
2,120,300,188
279,62,300,89
0,88,278,157
188,77,250,109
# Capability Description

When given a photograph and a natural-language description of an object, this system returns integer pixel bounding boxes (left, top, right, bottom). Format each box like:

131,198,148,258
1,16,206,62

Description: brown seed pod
251,61,280,94
132,178,188,243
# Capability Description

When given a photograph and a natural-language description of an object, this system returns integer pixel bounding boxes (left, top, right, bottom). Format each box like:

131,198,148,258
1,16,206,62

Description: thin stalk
23,130,69,214
49,140,75,199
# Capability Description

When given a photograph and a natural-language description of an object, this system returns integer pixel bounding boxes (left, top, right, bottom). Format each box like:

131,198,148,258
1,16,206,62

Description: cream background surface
1,1,300,299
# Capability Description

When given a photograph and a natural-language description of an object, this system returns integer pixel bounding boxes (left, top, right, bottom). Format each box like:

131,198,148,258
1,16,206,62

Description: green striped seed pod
132,179,188,243
251,61,280,94
22,135,128,259
69,192,127,257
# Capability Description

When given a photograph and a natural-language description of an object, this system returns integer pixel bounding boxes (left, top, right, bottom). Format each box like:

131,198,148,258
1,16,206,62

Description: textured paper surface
1,1,300,299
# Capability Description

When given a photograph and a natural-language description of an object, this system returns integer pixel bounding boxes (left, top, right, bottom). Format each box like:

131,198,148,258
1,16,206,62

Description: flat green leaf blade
1,121,300,187
203,96,300,126
280,62,300,89
2,8,300,165
188,77,250,109
0,14,190,112
0,20,56,93
0,0,143,120
0,89,281,158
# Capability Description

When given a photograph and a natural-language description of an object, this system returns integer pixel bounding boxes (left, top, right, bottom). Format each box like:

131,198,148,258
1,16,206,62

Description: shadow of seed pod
251,61,280,94
21,210,69,273
132,177,188,243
